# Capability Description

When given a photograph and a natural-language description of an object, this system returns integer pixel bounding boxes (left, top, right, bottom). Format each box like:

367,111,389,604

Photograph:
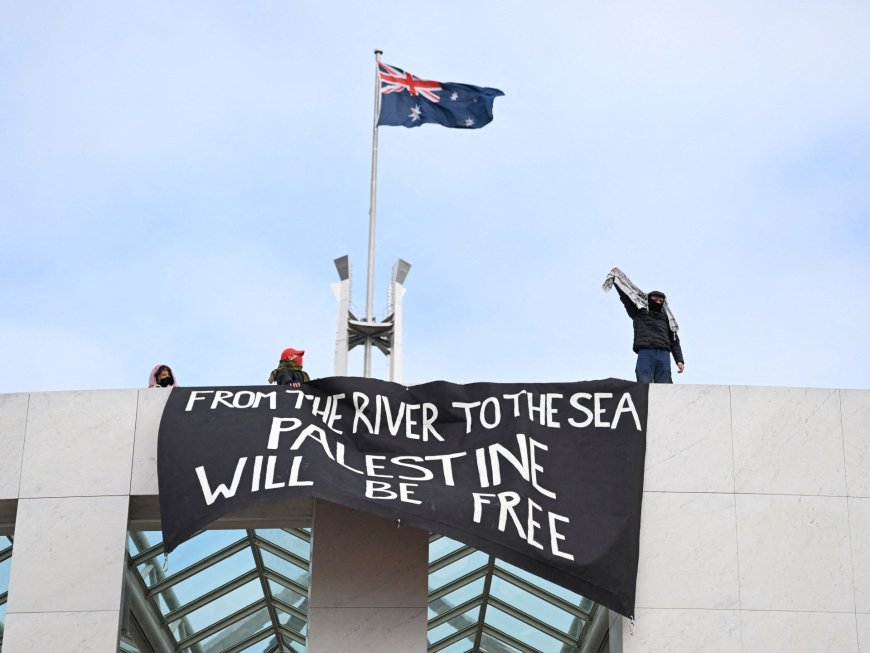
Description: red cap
281,348,305,361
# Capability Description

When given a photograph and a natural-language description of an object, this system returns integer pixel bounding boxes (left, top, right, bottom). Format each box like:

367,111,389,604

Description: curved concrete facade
0,384,868,652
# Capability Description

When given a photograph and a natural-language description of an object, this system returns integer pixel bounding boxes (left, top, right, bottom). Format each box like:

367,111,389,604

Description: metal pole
364,49,383,378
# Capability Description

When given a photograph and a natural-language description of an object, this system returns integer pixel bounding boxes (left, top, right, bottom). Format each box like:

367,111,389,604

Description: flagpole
364,49,382,378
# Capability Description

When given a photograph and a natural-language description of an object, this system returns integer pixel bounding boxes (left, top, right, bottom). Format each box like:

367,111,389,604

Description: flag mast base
332,255,411,383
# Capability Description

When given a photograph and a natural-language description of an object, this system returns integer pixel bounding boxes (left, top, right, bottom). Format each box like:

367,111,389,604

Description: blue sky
2,1,869,393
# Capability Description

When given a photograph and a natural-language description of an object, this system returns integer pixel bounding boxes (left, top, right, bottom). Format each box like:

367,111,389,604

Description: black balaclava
648,292,666,313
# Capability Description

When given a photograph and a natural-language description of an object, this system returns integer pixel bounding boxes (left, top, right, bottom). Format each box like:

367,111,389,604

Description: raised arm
615,284,641,318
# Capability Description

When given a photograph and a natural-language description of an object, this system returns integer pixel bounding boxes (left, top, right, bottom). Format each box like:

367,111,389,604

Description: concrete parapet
0,384,867,652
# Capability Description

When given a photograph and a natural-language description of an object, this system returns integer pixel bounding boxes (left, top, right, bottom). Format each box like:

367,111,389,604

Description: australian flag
377,62,504,129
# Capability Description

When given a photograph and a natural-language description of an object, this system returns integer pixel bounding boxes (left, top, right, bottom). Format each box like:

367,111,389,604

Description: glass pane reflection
433,640,472,653
428,606,479,647
429,550,487,592
259,549,307,581
480,630,526,653
0,557,11,592
276,606,308,636
159,548,256,611
489,577,579,635
170,579,263,634
184,606,271,652
170,531,248,569
429,577,485,619
495,560,584,605
429,535,465,563
485,606,564,652
258,528,310,561
268,579,307,609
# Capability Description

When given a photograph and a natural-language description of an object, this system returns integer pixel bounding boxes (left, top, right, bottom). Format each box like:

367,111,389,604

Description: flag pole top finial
374,49,383,55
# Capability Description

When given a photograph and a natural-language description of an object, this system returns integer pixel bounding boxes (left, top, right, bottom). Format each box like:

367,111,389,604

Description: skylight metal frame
426,533,598,653
121,529,604,653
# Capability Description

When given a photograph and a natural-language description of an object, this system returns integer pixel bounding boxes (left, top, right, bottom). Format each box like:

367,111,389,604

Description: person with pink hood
149,364,177,388
268,348,310,388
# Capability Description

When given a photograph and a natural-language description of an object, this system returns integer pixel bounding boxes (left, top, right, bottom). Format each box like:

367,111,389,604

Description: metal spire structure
332,255,410,382
332,50,411,382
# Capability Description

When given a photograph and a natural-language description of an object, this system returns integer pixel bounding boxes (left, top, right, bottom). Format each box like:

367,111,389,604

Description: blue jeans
636,348,672,383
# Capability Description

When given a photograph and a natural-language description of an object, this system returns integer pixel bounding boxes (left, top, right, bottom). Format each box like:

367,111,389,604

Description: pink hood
148,364,177,388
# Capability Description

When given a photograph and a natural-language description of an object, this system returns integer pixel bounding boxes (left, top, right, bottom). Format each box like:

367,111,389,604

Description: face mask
649,299,664,313
158,377,174,387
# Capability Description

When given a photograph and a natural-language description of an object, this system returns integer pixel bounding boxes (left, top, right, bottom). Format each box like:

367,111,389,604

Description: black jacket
616,286,684,364
275,367,310,386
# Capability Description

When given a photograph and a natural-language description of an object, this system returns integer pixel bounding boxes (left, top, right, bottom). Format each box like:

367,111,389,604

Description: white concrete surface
740,611,858,653
6,496,130,612
858,613,870,652
623,608,742,653
851,497,870,614
130,388,170,495
2,610,124,653
635,492,739,610
19,390,137,498
622,386,868,652
843,389,870,498
736,494,853,612
730,385,846,496
645,384,734,493
0,393,28,500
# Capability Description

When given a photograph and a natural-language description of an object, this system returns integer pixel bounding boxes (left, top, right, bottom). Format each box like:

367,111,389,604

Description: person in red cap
268,348,310,388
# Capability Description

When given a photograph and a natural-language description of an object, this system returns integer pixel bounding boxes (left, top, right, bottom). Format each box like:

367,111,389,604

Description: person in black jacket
268,348,311,388
615,285,685,383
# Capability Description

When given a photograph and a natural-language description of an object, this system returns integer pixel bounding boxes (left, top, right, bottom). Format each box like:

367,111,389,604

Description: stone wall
616,385,870,652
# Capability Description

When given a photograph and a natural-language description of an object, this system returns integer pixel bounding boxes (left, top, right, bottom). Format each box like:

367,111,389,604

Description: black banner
158,377,647,617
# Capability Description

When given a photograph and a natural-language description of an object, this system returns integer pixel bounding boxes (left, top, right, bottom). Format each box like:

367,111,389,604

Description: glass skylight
121,530,602,653
0,535,12,653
